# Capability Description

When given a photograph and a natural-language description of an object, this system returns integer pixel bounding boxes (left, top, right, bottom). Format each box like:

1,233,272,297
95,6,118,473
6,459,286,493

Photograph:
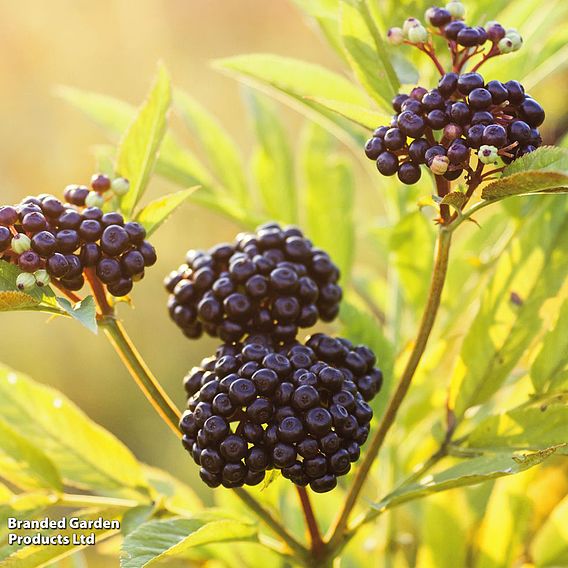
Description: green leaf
0,419,62,491
0,261,62,315
0,493,59,543
301,122,355,279
416,493,468,568
530,298,568,394
531,495,568,567
474,471,535,568
449,200,568,419
55,296,98,335
339,0,399,110
121,516,257,568
246,91,296,223
308,96,387,129
116,64,172,216
482,147,568,199
121,505,156,536
0,366,149,497
58,86,216,191
386,211,436,310
0,507,124,568
466,404,568,454
339,300,394,392
57,86,255,227
214,54,368,147
142,466,202,517
373,447,561,513
135,188,198,238
176,91,247,205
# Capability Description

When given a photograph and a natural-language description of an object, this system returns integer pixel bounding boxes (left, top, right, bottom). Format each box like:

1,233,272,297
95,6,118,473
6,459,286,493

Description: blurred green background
0,0,344,494
1,3,568,563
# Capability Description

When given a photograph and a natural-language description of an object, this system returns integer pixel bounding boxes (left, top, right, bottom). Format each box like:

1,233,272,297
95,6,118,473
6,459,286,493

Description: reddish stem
471,45,500,72
420,44,446,76
435,176,451,224
296,487,324,559
52,281,82,304
85,268,113,316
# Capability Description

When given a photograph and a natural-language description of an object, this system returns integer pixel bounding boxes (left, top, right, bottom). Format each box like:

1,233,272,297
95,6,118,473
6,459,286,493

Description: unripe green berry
478,145,499,164
403,17,421,37
430,155,450,175
424,7,437,26
111,177,130,196
16,272,36,291
505,30,523,51
446,1,465,19
497,37,514,54
11,234,31,254
85,191,105,209
34,269,51,287
387,27,404,46
408,25,428,44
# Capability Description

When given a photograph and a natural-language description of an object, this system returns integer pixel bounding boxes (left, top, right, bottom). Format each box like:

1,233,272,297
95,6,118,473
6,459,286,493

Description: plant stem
234,487,309,560
60,493,141,509
99,316,183,438
296,486,324,558
85,268,113,316
326,227,453,550
435,176,451,223
98,314,305,559
52,281,82,304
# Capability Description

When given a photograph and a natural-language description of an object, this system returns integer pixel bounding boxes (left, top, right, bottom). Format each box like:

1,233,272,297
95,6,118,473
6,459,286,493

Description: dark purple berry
458,73,484,95
397,162,422,185
383,128,405,151
376,152,399,176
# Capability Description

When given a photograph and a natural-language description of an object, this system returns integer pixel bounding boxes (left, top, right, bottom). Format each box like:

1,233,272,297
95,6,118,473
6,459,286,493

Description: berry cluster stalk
88,288,310,560
326,227,452,550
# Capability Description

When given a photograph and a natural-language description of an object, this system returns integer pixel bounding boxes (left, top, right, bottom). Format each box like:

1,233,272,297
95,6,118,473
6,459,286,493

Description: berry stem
296,486,325,559
326,227,452,550
100,316,182,437
233,487,310,561
51,281,82,304
470,45,500,72
435,176,451,223
420,44,446,76
98,315,307,560
85,267,113,316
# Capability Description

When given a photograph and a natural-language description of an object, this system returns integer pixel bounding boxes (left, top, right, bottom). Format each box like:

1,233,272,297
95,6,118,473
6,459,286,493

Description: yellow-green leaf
0,366,149,497
467,404,568,454
121,516,257,568
482,147,568,200
135,187,198,238
340,0,399,110
531,495,568,567
0,419,62,492
246,91,296,224
373,447,560,513
530,298,568,394
116,64,172,216
176,91,247,206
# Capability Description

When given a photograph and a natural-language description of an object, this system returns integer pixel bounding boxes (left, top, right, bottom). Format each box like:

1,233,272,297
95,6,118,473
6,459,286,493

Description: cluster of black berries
179,334,382,492
164,222,341,343
365,72,544,185
388,2,522,55
0,175,156,297
168,225,383,492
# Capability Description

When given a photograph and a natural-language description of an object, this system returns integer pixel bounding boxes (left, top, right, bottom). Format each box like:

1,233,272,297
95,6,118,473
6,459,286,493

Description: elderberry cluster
164,222,341,342
365,73,544,185
388,2,522,55
179,334,382,492
0,174,156,297
167,225,384,492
